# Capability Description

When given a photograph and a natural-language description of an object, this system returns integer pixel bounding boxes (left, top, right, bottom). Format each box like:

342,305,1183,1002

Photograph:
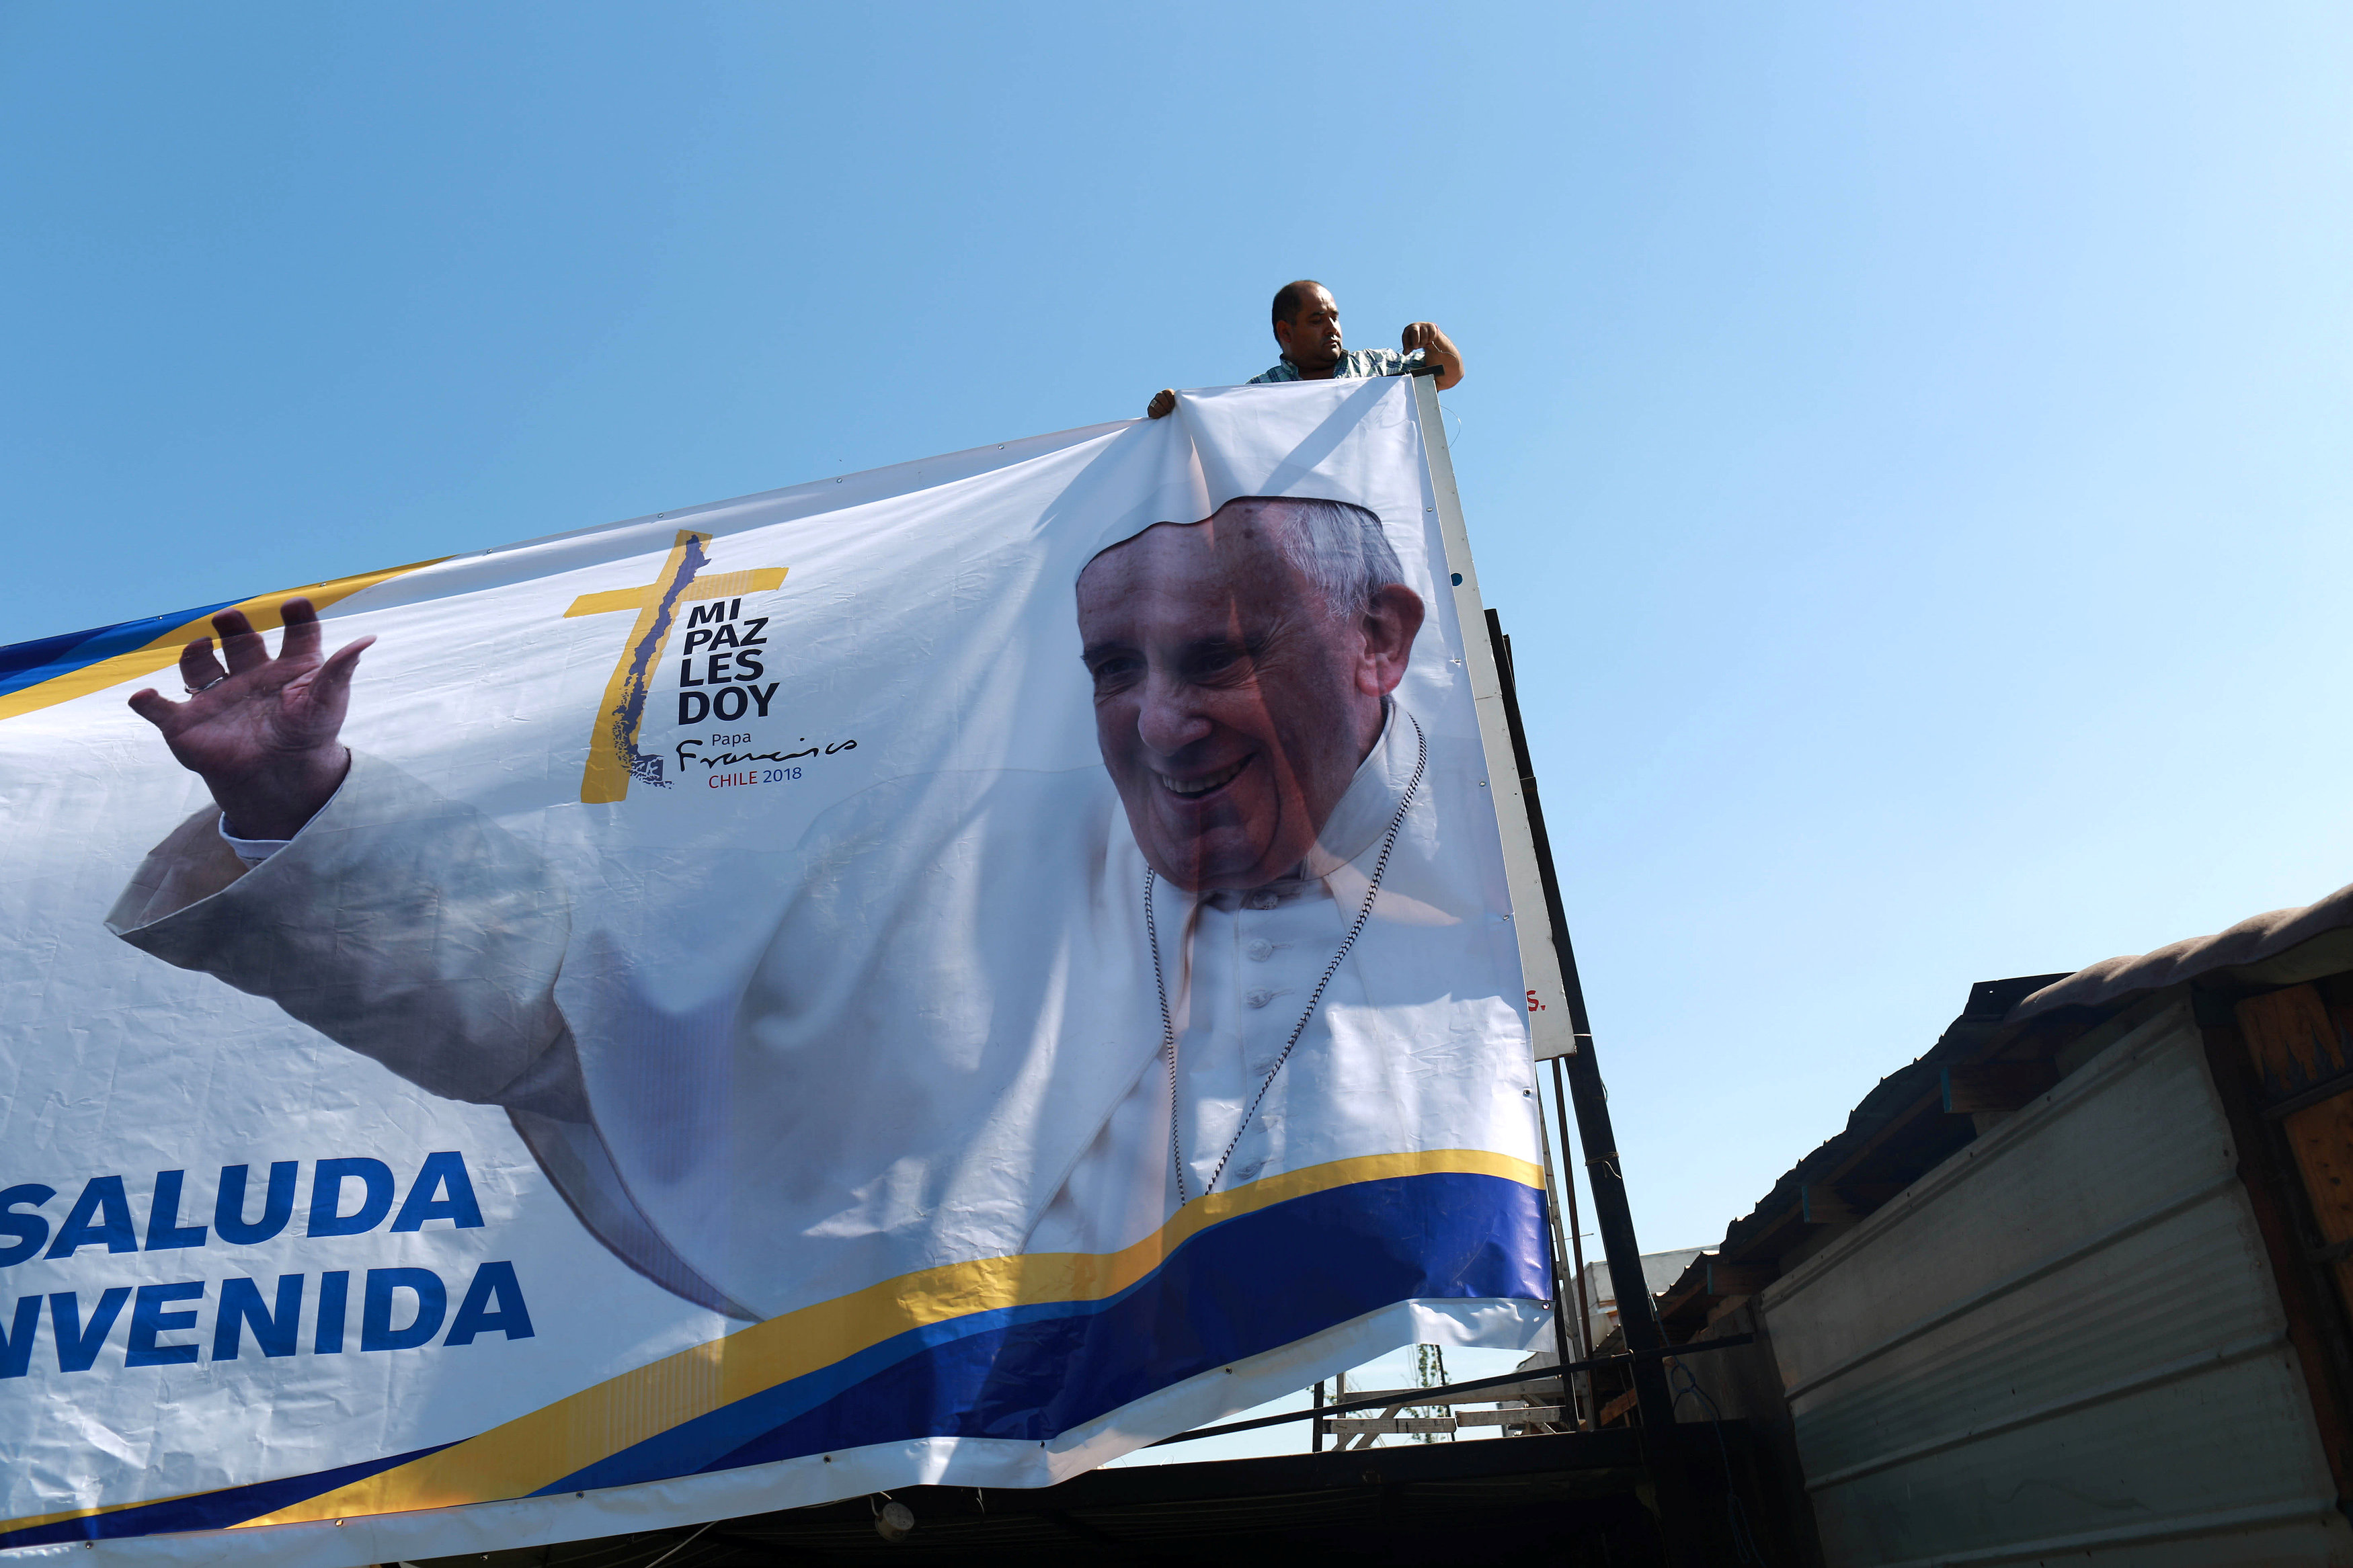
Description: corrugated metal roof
1765,999,2348,1563
1650,971,2067,1329
1653,877,2353,1331
2013,878,2353,1022
1638,882,2353,1564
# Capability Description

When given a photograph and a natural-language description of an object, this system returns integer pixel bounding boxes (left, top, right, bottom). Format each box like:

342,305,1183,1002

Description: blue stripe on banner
0,604,236,700
539,1297,1098,1493
0,1169,1545,1547
0,1444,458,1550
541,1169,1547,1492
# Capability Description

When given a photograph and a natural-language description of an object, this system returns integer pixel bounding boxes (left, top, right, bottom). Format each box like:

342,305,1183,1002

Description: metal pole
1552,1056,1597,1424
1486,612,1707,1561
1486,617,1674,1398
1529,1048,1582,1395
1406,371,1706,1561
1146,1336,1753,1448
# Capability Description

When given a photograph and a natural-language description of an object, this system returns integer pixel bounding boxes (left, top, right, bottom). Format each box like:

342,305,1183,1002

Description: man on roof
1145,280,1464,418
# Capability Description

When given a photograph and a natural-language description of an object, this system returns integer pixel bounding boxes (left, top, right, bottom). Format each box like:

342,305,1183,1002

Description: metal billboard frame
1411,371,1707,1563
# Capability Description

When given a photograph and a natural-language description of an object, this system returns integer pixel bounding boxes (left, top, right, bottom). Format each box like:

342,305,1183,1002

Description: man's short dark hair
1271,280,1327,332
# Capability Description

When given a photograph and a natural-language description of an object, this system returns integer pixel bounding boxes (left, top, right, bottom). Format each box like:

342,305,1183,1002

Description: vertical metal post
1311,1380,1325,1453
1553,1057,1597,1423
1530,1054,1582,1393
1488,614,1706,1559
1485,617,1677,1400
1410,372,1706,1561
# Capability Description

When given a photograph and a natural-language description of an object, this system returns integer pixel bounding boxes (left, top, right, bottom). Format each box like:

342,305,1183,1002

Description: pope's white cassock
102,701,1535,1323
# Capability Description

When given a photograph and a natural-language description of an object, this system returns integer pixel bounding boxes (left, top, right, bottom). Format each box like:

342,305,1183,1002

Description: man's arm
1400,323,1464,390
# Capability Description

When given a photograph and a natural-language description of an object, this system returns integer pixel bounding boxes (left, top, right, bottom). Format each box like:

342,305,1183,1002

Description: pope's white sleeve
105,749,582,1117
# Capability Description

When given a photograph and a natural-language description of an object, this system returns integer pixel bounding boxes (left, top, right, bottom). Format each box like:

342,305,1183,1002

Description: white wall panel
1762,998,2352,1565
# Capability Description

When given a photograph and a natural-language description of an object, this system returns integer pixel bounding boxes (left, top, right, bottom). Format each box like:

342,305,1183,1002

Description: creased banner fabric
0,379,1551,1568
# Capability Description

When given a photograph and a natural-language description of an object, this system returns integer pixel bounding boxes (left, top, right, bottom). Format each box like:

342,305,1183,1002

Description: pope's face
1077,503,1417,893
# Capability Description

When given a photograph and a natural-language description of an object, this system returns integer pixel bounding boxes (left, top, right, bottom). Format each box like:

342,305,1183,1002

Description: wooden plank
1724,1083,1954,1278
1941,1061,2059,1113
1323,1417,1457,1435
1704,1261,1776,1296
1453,1408,1566,1426
1598,1387,1640,1426
1350,1402,1406,1451
1337,1378,1564,1407
2239,984,2351,1104
2200,1002,2353,1509
1799,1184,1862,1226
1800,1182,1903,1226
2280,1089,2353,1321
1655,1259,1713,1322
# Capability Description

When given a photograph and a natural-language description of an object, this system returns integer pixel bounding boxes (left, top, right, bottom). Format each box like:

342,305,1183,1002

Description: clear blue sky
5,2,2348,1272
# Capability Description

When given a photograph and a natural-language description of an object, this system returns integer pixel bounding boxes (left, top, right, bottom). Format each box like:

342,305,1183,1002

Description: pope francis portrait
106,495,1536,1323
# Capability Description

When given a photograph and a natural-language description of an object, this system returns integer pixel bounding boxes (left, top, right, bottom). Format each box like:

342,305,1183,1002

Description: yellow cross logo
564,529,788,803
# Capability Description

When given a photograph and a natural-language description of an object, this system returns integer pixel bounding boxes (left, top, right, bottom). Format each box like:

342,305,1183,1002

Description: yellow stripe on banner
0,1487,217,1540
227,1150,1540,1528
0,558,448,725
561,569,789,621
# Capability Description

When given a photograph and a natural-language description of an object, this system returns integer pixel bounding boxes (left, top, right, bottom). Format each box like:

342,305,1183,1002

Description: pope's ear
1359,584,1425,696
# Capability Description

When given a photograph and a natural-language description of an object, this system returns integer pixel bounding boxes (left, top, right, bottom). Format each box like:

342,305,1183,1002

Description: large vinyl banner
0,380,1551,1567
